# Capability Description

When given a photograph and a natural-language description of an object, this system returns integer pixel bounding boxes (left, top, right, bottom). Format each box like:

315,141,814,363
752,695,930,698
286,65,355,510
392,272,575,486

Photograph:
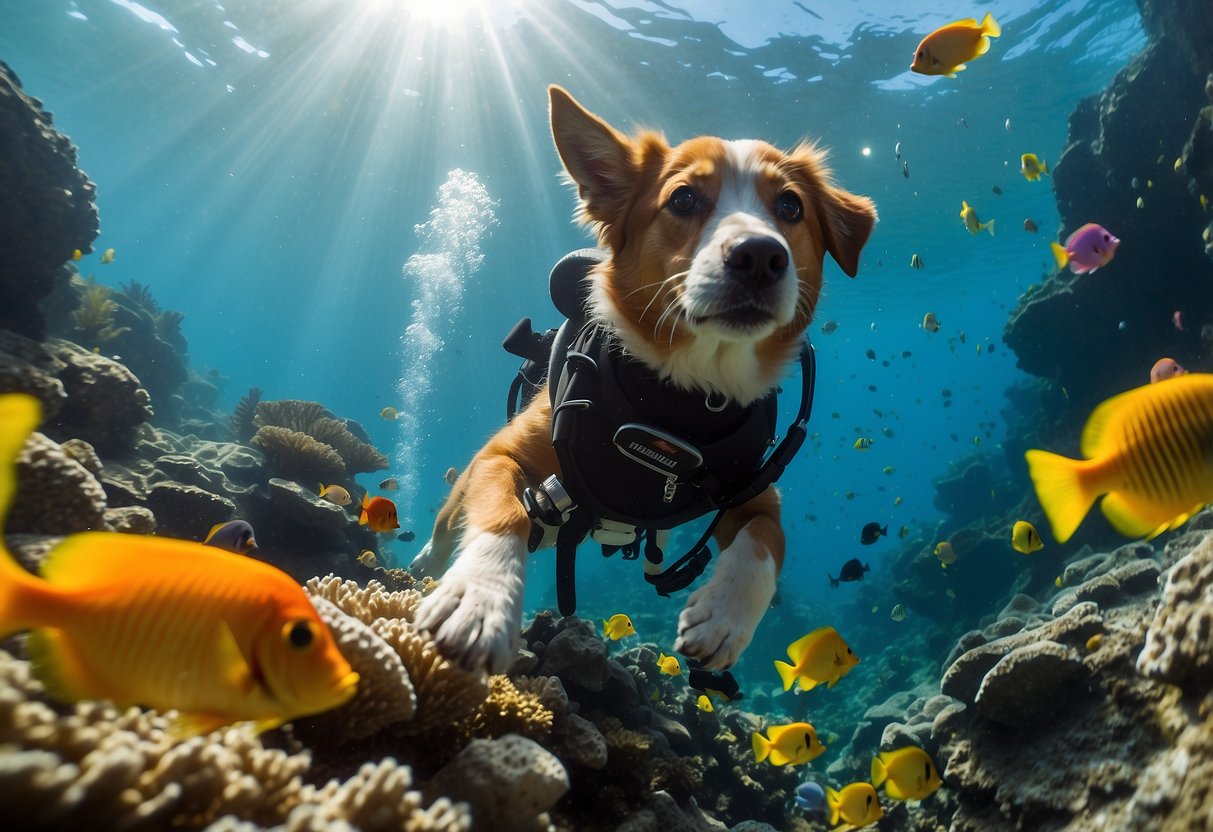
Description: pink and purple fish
1150,357,1187,384
1050,223,1120,274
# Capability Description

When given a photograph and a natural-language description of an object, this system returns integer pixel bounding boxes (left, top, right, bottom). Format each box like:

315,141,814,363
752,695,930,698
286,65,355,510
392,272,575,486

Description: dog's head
549,85,877,405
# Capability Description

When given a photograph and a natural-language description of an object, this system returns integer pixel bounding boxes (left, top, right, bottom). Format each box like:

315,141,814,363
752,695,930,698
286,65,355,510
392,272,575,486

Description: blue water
1,0,1146,686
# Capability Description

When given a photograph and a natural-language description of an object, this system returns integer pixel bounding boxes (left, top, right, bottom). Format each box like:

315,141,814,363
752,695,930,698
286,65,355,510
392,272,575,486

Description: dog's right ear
549,85,641,225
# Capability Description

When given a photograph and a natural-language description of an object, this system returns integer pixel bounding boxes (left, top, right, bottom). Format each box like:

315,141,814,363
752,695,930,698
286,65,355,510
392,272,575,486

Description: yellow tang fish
602,613,636,641
960,201,995,235
100,247,116,264
1026,373,1213,543
826,782,884,828
656,652,682,676
696,694,714,713
71,249,83,261
1011,520,1044,554
0,394,358,739
1020,153,1050,182
773,626,860,692
751,721,826,766
910,12,1000,77
934,540,957,568
872,746,944,801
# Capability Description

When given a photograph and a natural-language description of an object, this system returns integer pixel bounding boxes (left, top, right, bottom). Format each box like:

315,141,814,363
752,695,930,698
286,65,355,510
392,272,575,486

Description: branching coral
305,575,427,624
251,426,345,484
155,309,187,354
72,278,130,344
462,676,554,743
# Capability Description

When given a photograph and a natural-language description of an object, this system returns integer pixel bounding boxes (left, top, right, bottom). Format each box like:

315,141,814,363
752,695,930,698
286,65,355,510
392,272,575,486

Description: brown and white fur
411,86,876,674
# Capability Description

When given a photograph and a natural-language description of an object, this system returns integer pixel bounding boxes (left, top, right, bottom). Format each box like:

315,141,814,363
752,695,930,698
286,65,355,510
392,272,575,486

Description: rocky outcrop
0,62,98,339
1004,7,1213,418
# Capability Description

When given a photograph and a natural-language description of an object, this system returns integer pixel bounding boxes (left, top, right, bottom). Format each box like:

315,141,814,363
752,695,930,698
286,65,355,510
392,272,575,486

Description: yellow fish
1020,153,1050,182
100,248,116,264
318,483,352,506
602,613,636,641
1011,520,1044,554
0,393,358,739
934,540,956,568
773,626,859,692
922,311,941,333
357,549,379,568
1086,634,1103,651
1026,373,1213,542
751,722,826,766
826,782,884,828
872,746,944,801
854,437,874,451
960,201,995,235
1055,575,1065,588
656,652,682,676
910,12,1001,77
696,694,714,713
71,249,83,261
380,407,398,420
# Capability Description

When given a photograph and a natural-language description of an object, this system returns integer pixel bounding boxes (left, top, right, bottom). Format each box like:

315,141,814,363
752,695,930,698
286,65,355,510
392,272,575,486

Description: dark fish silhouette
860,522,888,545
829,558,871,588
397,530,416,543
687,665,743,701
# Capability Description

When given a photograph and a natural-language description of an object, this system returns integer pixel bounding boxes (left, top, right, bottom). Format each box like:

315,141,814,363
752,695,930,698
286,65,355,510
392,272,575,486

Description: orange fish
360,493,400,532
910,12,1001,77
0,393,359,738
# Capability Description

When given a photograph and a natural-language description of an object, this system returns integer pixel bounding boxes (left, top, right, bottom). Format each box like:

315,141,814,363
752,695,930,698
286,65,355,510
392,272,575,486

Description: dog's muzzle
725,235,789,288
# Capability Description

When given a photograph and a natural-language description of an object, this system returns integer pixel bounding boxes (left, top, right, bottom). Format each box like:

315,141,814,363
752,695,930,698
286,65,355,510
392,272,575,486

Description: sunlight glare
367,0,485,27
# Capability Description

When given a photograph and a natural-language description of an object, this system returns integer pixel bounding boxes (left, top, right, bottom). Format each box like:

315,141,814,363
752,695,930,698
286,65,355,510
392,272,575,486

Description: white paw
408,540,449,580
414,529,525,674
674,532,776,669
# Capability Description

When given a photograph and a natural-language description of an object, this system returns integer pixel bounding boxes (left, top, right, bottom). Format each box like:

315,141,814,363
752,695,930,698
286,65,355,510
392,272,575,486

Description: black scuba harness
503,249,818,617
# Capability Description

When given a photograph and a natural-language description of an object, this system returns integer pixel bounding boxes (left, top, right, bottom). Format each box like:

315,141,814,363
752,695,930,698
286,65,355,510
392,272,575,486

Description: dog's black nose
725,236,789,286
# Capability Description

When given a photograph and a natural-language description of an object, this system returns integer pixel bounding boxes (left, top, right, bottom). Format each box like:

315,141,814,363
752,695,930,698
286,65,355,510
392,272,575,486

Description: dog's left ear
817,186,878,278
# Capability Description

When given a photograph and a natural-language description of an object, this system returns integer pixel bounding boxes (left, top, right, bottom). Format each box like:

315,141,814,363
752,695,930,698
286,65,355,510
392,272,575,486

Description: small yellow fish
910,12,1000,78
1055,575,1065,588
1201,194,1209,211
357,549,379,568
657,652,682,676
602,613,636,641
1020,153,1050,182
649,687,661,703
826,782,884,828
922,311,941,333
100,248,116,264
882,466,895,475
934,541,957,568
872,746,944,801
696,694,714,713
960,201,995,235
774,626,859,692
71,249,83,261
752,722,826,766
1026,373,1213,542
318,483,352,506
1011,520,1044,554
1086,634,1103,651
1147,179,1154,188
0,394,358,739
854,437,874,451
1136,197,1145,209
890,603,907,622
1175,157,1183,172
910,253,924,269
380,407,398,420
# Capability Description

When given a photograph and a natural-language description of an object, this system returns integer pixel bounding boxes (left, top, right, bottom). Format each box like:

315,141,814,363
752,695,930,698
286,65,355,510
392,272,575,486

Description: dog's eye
775,191,803,223
668,185,699,216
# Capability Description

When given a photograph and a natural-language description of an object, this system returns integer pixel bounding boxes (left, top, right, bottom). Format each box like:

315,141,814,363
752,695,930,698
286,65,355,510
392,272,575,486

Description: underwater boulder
1137,532,1213,688
0,329,68,420
974,640,1087,727
44,338,152,455
8,431,108,535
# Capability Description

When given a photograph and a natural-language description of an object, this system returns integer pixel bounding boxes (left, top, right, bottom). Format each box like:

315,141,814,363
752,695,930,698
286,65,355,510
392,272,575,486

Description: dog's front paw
674,545,776,669
414,529,525,674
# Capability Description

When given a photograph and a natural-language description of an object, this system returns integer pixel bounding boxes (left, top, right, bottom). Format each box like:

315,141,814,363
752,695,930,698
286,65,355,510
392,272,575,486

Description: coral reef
254,400,388,476
252,426,346,485
0,61,98,339
8,430,109,534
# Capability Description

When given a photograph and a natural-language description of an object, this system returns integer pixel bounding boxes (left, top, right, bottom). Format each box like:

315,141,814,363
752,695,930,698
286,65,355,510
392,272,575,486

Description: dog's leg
408,468,469,579
414,396,557,674
674,487,783,669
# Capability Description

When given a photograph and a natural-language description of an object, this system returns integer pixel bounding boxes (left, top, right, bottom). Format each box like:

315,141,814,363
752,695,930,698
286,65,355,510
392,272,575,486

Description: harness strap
555,507,594,617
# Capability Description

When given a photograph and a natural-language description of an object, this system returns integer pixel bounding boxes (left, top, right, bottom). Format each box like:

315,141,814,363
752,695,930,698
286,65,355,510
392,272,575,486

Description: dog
411,85,876,675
